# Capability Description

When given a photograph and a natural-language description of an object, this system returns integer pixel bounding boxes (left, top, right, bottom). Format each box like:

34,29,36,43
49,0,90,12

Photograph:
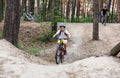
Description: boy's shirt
55,30,70,39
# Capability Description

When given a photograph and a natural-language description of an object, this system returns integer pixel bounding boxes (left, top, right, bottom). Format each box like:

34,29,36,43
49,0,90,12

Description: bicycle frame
55,39,66,64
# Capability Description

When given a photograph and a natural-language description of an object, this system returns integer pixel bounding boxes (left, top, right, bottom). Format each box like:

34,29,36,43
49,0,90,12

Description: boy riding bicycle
53,24,71,55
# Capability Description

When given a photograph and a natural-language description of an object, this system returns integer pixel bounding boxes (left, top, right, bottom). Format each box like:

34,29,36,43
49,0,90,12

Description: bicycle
21,12,34,22
55,38,67,64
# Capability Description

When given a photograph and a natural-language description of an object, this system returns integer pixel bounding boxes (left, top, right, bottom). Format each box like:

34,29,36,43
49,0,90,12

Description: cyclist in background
101,6,109,26
53,24,71,55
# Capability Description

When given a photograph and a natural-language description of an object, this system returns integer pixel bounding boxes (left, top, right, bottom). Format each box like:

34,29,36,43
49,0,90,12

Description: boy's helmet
59,23,66,28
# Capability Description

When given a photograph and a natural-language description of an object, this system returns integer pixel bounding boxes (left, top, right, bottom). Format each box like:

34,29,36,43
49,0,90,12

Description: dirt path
65,23,90,63
39,23,120,63
0,41,120,78
0,23,120,78
0,57,4,78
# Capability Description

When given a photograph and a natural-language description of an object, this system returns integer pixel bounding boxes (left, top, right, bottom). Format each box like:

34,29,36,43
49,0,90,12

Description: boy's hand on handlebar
53,35,56,39
67,36,70,40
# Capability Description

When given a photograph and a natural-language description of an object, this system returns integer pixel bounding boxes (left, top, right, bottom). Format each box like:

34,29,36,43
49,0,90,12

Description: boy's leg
63,40,68,55
64,44,67,55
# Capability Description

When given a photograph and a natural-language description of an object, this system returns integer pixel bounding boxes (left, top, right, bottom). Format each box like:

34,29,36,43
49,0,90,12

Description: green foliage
57,18,66,22
29,38,36,43
103,0,107,3
34,16,41,23
0,31,3,39
51,0,61,31
17,41,23,49
109,12,117,23
53,16,93,23
26,47,40,56
46,13,54,21
2,0,5,20
65,16,93,23
79,17,93,23
40,31,55,42
34,8,44,22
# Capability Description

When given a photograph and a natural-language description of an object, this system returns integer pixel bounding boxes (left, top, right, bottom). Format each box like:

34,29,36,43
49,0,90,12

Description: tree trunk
110,43,120,56
60,0,64,18
66,0,70,19
93,0,99,40
28,0,35,15
0,0,3,22
48,0,53,13
117,0,120,22
82,0,86,18
21,0,27,16
37,0,40,15
100,0,103,10
71,0,76,22
3,0,21,46
52,0,60,31
108,0,112,12
2,0,5,20
76,0,80,22
47,0,54,21
111,0,115,22
106,0,111,23
42,0,48,21
52,0,57,31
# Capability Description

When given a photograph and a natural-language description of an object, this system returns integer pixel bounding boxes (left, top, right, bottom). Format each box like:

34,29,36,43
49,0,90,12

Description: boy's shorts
57,40,68,44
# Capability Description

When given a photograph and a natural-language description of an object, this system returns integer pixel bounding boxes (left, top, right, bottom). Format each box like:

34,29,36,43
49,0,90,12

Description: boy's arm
65,30,71,39
53,30,60,38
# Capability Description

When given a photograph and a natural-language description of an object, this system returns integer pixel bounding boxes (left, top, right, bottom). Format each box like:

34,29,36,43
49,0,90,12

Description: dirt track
0,23,120,78
39,23,120,63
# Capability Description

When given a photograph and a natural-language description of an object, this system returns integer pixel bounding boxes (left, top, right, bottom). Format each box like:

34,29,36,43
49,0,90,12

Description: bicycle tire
55,48,61,64
60,51,64,63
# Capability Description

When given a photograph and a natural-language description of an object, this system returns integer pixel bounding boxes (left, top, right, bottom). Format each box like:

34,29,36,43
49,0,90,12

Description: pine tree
0,0,3,22
28,0,35,15
93,0,99,40
3,0,21,46
117,0,120,22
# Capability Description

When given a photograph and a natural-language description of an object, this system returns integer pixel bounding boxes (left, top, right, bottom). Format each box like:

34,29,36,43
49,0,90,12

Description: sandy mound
19,22,52,48
0,39,50,65
0,39,120,78
0,22,52,50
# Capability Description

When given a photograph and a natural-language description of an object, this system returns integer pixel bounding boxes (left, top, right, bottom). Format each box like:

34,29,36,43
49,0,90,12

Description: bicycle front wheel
55,48,61,64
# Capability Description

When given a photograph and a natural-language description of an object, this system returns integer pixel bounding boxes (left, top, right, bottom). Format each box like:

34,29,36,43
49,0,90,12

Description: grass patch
26,47,40,56
109,13,117,23
40,31,55,42
50,16,93,23
29,38,36,43
79,17,93,23
0,31,3,39
17,41,23,49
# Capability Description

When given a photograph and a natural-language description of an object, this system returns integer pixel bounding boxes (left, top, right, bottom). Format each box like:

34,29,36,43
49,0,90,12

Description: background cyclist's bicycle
21,12,34,22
